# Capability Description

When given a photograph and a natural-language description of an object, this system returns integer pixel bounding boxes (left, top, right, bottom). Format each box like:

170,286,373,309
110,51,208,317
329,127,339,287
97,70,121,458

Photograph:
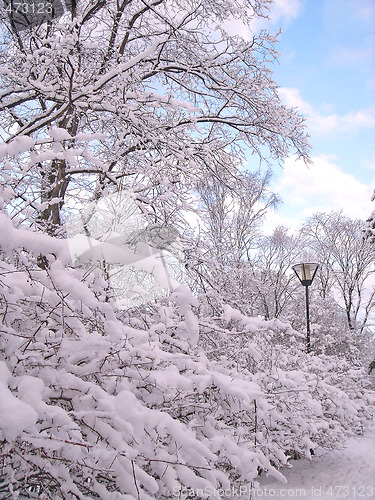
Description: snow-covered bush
0,206,285,497
200,305,374,459
1,206,374,499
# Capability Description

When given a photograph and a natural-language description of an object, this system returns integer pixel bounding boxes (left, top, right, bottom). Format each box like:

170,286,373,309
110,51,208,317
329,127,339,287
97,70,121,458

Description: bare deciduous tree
302,211,375,334
0,0,310,234
252,226,301,319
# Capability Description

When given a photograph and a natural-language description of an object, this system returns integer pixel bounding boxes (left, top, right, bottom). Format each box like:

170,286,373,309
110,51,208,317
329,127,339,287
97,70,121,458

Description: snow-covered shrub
0,208,287,498
284,290,374,366
0,207,374,498
200,305,375,461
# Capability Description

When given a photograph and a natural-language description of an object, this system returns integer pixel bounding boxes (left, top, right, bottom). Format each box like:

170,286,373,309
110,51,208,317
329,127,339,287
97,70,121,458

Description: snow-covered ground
255,423,375,499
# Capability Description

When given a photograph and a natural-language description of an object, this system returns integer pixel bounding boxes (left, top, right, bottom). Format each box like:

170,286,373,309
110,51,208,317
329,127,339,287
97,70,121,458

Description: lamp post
292,262,319,353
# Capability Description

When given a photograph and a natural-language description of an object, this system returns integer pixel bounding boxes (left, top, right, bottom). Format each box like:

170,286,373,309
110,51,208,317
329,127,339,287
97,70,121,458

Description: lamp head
292,262,319,287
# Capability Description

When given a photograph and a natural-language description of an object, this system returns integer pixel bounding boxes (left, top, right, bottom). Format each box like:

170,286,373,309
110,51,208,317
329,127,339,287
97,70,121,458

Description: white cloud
261,208,303,235
268,0,304,26
278,87,375,135
263,155,375,234
247,0,303,34
221,18,253,41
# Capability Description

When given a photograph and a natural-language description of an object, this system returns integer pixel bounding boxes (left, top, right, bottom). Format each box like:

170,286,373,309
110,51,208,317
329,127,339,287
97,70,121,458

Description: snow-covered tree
197,169,278,266
187,169,278,316
0,0,310,235
301,212,375,335
251,226,301,319
365,188,375,243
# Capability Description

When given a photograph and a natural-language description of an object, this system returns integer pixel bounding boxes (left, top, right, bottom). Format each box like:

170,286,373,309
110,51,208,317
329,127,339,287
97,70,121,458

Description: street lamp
291,262,319,353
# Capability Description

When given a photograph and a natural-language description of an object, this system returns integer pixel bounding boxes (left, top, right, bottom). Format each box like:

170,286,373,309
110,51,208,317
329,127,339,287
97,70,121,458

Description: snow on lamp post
292,262,319,353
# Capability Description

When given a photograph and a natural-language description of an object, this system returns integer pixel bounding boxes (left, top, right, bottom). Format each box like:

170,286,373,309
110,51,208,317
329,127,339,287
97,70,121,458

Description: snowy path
255,426,375,499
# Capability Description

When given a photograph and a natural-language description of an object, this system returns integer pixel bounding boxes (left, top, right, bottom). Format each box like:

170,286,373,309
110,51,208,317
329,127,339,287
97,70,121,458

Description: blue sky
253,0,375,232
